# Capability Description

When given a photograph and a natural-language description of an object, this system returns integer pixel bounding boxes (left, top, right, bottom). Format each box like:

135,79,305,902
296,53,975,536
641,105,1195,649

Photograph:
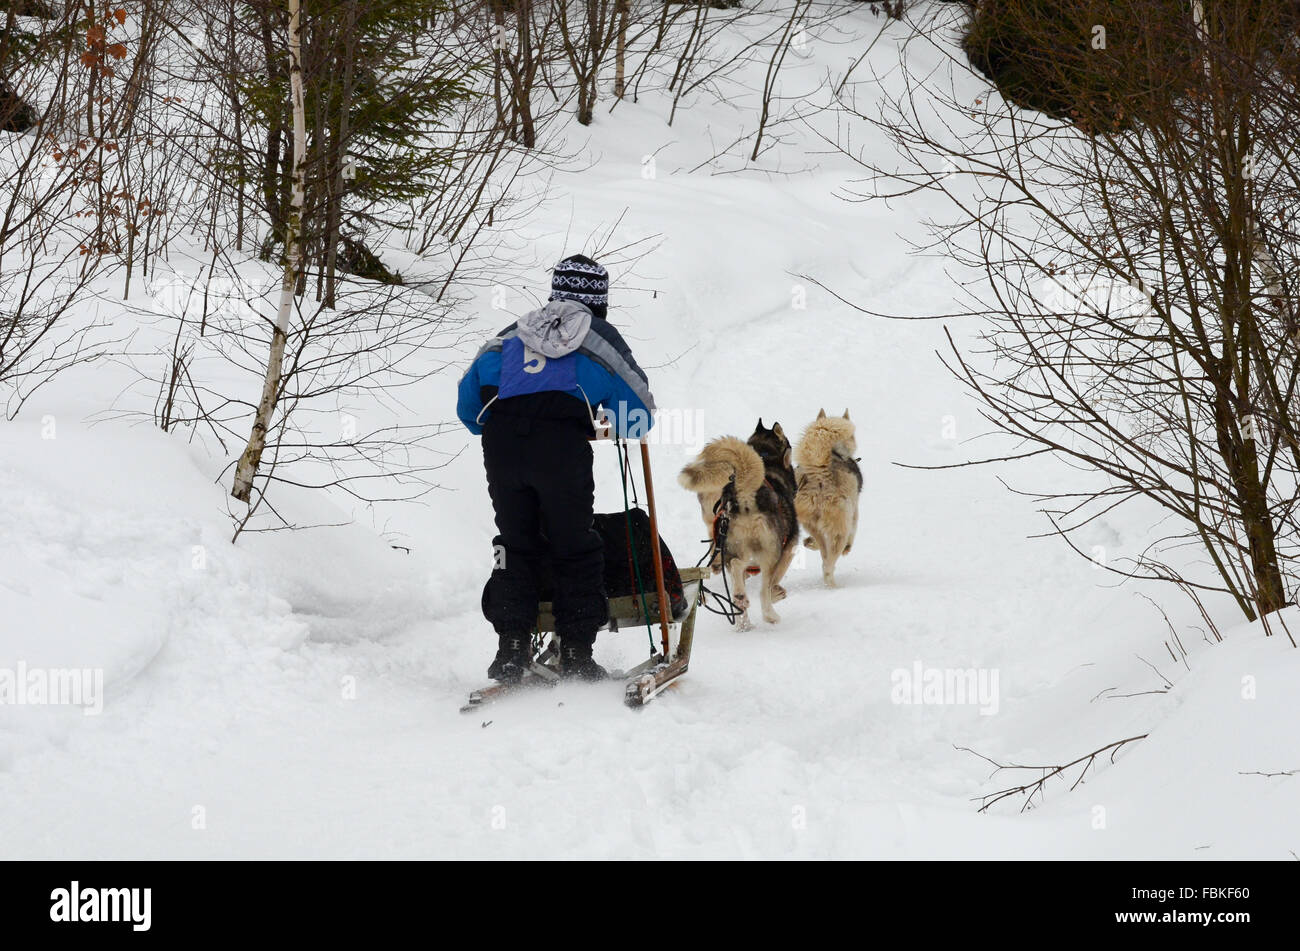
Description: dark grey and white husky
679,420,800,628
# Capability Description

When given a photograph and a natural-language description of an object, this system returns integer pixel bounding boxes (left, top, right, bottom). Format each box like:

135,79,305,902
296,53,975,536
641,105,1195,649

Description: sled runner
459,564,707,712
462,440,706,713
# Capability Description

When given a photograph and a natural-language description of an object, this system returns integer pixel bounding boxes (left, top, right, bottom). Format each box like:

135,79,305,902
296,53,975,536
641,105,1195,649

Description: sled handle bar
639,438,673,658
591,434,673,658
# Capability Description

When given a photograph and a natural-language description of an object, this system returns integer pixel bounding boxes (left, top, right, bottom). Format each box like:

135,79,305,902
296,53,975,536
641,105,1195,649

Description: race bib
498,336,578,398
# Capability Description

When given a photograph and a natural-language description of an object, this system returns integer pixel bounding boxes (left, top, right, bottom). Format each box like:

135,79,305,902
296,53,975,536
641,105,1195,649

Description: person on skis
457,255,656,683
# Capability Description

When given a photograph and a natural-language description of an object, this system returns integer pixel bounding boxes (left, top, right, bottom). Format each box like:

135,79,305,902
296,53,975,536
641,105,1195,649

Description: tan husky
794,409,862,587
678,422,800,628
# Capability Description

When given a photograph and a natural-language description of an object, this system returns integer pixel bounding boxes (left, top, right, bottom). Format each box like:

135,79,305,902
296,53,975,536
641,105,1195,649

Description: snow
2,5,1298,859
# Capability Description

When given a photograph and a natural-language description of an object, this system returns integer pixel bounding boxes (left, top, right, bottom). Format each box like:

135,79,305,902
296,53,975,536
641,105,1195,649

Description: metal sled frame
461,440,706,712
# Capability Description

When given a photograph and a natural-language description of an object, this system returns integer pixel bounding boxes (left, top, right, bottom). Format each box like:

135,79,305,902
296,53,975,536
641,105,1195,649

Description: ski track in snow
3,9,1299,859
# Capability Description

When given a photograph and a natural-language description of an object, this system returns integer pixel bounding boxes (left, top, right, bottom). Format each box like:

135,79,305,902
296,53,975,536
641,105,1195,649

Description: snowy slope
2,5,1297,859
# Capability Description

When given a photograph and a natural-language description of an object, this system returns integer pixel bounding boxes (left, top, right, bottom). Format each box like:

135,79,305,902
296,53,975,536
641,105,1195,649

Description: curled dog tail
678,436,765,499
794,417,855,468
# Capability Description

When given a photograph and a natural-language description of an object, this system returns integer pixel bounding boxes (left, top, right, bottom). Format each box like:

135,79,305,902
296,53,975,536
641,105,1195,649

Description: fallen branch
958,734,1150,813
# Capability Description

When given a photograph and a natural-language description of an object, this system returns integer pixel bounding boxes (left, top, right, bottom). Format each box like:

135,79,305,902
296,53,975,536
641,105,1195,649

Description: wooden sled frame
461,439,706,711
541,563,707,707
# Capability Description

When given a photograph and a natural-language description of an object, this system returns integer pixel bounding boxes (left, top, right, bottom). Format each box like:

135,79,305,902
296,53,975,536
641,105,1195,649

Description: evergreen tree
226,0,479,306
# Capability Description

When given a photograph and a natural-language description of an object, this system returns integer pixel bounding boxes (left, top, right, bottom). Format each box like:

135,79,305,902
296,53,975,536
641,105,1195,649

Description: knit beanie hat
549,254,609,319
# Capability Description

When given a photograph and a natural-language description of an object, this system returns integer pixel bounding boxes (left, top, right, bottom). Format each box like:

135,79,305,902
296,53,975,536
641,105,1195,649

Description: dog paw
772,584,787,602
803,537,817,549
762,609,781,624
822,574,837,588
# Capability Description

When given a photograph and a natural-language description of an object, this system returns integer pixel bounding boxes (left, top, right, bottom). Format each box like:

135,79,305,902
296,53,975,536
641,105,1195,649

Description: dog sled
461,439,708,713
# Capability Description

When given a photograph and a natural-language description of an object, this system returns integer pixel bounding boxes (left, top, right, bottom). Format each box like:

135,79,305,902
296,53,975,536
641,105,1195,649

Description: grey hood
516,300,592,358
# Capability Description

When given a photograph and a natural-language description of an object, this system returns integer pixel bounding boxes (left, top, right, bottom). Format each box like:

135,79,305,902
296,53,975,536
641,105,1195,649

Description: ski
461,566,707,714
459,662,643,713
461,662,682,713
460,675,553,713
460,657,561,713
460,650,676,713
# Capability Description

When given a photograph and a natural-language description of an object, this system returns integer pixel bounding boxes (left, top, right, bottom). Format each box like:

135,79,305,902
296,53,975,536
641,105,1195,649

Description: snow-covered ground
2,6,1297,859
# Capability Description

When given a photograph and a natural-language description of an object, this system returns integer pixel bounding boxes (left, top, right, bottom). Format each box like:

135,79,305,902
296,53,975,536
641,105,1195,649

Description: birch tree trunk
614,0,628,99
232,0,307,503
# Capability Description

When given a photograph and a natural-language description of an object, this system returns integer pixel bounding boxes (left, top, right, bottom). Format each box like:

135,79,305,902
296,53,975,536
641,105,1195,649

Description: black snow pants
481,414,608,644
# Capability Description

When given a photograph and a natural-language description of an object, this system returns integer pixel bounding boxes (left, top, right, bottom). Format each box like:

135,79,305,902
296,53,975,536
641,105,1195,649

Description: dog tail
794,417,855,468
679,436,765,499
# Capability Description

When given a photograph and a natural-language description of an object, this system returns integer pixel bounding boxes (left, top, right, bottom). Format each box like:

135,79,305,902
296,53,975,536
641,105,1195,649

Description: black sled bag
592,509,687,621
481,509,686,630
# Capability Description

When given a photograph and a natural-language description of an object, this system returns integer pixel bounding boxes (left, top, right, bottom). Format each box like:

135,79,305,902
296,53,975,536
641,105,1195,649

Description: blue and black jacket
457,300,656,438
